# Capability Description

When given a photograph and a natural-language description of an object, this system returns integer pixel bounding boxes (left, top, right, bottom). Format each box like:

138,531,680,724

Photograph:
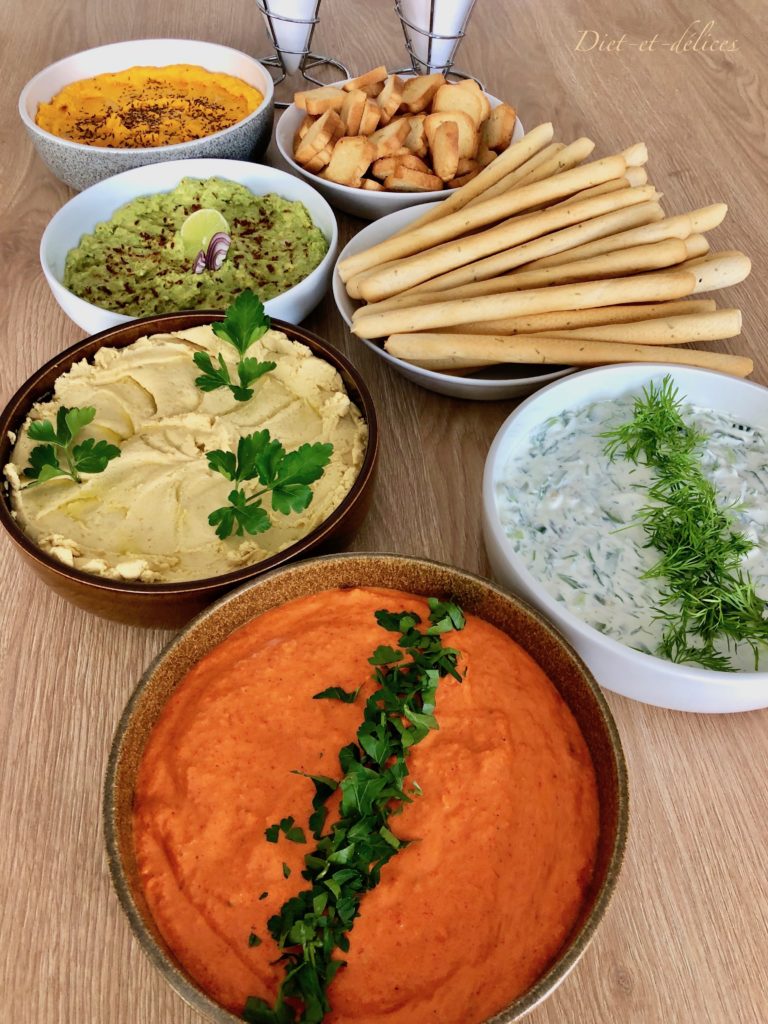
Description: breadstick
394,198,663,297
390,122,555,236
357,238,690,314
467,138,595,208
682,234,710,259
680,251,752,292
515,137,596,185
345,257,406,300
621,142,648,166
467,238,692,292
338,154,628,281
549,308,741,344
356,185,658,301
466,143,565,205
430,300,718,335
688,204,728,232
352,269,697,338
524,210,699,270
551,177,631,207
625,166,649,187
383,333,752,377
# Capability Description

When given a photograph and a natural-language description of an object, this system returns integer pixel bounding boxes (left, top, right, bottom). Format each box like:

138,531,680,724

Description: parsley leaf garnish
23,406,120,485
266,817,307,846
312,687,359,703
244,599,466,1024
206,430,333,540
248,932,262,947
213,289,271,353
194,289,276,401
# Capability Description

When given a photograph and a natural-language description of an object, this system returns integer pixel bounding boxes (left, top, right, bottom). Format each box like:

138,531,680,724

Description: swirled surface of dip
132,586,600,1023
4,326,366,583
36,65,263,147
497,393,768,670
63,178,328,316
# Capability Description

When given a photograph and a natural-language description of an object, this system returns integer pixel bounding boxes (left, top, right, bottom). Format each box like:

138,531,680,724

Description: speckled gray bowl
19,39,275,191
104,552,628,1023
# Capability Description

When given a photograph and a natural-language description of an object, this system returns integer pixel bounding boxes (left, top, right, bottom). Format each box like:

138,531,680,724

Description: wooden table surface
1,1,767,1022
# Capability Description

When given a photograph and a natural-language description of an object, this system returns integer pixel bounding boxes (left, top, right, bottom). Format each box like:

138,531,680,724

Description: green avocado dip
63,177,328,315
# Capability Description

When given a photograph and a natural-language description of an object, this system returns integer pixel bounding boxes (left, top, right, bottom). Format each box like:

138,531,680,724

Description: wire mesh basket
256,0,349,106
394,0,480,82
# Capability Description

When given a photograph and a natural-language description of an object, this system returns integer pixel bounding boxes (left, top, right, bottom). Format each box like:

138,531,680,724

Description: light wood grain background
1,1,767,1022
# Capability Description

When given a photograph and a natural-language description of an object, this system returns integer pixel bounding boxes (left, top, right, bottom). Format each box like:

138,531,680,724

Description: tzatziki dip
496,392,768,672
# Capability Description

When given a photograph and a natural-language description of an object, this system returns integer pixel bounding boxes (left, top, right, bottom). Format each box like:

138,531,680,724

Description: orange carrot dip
133,587,600,1023
36,65,263,147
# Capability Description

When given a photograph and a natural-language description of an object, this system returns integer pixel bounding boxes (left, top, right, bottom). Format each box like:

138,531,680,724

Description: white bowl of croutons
275,67,522,220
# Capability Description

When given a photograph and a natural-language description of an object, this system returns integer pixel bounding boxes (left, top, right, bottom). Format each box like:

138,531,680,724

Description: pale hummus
4,326,367,583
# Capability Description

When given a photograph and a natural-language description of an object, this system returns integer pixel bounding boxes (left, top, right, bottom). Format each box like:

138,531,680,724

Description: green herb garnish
243,598,466,1024
206,430,333,540
312,687,359,703
248,933,262,948
23,406,120,485
265,817,307,845
194,290,276,401
602,375,768,670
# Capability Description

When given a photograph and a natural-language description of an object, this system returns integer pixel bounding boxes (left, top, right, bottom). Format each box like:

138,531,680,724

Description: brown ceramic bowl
0,313,378,628
104,552,628,1024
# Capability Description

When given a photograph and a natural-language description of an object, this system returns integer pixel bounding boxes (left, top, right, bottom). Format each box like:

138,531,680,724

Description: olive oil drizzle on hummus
245,600,466,1024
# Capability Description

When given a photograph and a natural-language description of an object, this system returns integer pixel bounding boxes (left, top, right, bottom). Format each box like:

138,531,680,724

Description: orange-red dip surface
133,587,600,1023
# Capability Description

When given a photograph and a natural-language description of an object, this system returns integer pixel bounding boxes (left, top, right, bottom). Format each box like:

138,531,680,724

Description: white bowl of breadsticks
334,120,753,399
275,66,523,220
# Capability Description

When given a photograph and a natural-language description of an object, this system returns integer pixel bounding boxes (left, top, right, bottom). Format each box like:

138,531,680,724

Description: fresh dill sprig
602,375,768,671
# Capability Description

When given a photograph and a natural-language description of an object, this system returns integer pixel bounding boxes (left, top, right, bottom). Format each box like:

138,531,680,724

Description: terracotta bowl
0,314,378,628
103,552,628,1023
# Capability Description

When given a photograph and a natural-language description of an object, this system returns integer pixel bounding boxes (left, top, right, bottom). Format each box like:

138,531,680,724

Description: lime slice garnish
180,208,230,259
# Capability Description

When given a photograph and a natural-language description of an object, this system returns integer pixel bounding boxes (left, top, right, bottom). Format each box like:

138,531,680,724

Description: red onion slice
192,249,207,275
206,232,231,272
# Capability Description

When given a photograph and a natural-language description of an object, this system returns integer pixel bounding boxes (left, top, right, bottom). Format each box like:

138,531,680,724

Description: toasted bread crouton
402,115,427,157
342,65,388,92
482,103,517,152
383,166,444,192
431,120,460,181
341,89,367,135
425,110,478,159
294,86,345,116
371,153,431,179
456,157,480,175
447,168,481,188
294,109,344,164
322,135,375,185
368,118,410,158
376,75,404,125
456,78,492,120
358,99,382,136
295,114,315,142
431,83,485,127
301,143,334,173
400,73,445,114
361,178,386,191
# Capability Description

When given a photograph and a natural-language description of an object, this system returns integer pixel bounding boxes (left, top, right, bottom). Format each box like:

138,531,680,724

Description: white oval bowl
332,204,573,401
482,363,768,713
275,80,523,220
40,158,338,333
19,39,275,191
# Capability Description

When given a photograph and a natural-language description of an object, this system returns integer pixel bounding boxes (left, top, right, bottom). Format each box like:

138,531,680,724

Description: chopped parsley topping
243,598,466,1024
